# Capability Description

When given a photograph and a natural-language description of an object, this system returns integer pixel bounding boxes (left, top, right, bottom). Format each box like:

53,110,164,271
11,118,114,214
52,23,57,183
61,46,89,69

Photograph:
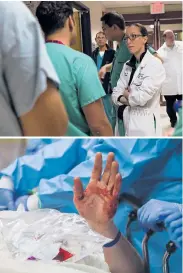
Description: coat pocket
128,108,155,136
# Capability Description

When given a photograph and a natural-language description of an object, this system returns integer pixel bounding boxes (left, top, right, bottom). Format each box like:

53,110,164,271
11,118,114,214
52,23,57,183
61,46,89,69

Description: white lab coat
112,50,166,136
157,41,183,96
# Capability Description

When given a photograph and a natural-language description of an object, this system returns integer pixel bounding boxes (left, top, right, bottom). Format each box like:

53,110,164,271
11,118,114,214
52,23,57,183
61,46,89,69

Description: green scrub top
46,43,105,136
148,46,157,55
111,39,131,89
173,108,182,137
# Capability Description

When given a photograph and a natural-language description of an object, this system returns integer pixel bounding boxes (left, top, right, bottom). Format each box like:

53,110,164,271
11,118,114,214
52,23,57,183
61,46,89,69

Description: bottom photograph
0,138,182,273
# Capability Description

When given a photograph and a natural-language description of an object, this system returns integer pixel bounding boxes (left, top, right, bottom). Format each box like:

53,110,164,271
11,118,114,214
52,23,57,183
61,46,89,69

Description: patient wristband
103,231,121,248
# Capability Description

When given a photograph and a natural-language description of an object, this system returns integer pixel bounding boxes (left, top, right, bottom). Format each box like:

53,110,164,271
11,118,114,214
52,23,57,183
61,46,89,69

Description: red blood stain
53,248,74,262
27,248,74,262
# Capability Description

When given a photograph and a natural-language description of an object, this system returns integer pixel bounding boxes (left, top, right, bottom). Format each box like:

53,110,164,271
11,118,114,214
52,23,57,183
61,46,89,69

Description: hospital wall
81,1,106,43
105,3,182,14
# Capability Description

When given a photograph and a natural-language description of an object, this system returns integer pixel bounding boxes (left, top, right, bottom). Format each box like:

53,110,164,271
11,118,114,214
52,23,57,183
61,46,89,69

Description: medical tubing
163,241,177,273
142,230,154,273
118,194,141,244
163,252,170,273
126,210,137,243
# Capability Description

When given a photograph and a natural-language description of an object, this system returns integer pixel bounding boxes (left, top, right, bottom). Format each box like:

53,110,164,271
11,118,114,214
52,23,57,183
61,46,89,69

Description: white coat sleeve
128,62,166,107
112,64,128,106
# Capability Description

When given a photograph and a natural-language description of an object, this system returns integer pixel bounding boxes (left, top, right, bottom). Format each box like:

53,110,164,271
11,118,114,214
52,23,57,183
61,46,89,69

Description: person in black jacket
92,31,115,125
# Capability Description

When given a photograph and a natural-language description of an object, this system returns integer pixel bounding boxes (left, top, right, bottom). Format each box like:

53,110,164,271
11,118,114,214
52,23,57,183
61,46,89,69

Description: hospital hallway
22,0,182,137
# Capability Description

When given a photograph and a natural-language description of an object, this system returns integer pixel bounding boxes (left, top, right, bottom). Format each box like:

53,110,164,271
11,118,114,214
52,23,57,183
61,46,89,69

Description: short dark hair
96,31,106,38
36,1,73,36
101,12,125,31
129,23,148,37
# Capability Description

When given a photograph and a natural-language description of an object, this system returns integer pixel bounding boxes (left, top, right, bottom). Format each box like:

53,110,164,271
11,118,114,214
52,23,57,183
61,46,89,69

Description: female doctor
112,24,166,136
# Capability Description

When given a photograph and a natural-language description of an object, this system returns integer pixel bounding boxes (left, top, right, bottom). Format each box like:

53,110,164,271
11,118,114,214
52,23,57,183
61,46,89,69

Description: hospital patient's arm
83,99,113,136
102,222,144,273
73,152,144,273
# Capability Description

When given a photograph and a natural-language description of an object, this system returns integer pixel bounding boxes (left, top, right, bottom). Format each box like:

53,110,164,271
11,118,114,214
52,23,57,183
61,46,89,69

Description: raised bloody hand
73,152,122,234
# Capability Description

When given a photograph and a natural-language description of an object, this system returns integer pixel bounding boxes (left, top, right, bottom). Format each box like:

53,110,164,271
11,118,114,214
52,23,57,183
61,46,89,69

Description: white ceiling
101,1,182,8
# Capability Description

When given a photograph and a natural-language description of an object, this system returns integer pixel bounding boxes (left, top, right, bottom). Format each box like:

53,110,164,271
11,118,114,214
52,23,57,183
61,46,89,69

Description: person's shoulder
146,50,163,66
175,41,183,48
158,43,166,51
0,2,36,23
92,47,99,54
107,48,115,54
73,50,95,65
175,40,183,45
72,50,96,77
148,46,156,54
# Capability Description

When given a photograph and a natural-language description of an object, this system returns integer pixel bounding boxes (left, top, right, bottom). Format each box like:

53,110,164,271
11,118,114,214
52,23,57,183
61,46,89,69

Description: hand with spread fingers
73,152,122,235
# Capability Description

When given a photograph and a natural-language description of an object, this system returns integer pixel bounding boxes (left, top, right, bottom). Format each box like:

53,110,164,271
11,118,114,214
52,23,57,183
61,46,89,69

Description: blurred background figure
92,32,115,125
158,30,182,128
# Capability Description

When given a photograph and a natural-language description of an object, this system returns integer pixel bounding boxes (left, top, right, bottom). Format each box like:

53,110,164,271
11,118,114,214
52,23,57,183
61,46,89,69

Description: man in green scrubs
100,12,162,136
36,2,113,137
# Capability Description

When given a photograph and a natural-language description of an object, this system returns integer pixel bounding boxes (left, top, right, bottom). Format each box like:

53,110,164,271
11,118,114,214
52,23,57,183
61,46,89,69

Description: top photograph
0,1,182,137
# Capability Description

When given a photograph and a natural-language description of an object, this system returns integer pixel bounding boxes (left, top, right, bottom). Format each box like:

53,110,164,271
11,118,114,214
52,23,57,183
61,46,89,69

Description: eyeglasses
124,34,144,42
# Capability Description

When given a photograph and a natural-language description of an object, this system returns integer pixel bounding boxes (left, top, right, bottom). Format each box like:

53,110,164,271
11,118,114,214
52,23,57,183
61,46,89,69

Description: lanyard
46,40,64,45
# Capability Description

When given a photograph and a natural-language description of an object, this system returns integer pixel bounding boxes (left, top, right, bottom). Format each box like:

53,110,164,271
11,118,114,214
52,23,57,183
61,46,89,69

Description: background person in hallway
158,30,183,128
92,32,115,126
100,12,131,135
36,2,113,137
0,2,68,137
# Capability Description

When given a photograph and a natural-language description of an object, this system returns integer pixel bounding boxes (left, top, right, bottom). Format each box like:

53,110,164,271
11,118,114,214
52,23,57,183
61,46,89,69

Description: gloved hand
15,194,40,211
137,199,180,232
0,176,15,211
164,204,182,249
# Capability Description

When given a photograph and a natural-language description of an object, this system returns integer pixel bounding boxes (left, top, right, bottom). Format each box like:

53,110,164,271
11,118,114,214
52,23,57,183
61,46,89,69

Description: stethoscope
119,193,177,273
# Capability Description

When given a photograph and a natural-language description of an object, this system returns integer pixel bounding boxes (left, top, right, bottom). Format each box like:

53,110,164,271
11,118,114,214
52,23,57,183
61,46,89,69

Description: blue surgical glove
15,194,40,211
0,176,15,211
137,199,180,232
164,204,182,249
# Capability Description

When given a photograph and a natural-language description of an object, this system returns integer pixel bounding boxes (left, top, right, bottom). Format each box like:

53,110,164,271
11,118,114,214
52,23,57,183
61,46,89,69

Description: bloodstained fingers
103,197,118,219
112,173,122,198
91,153,103,184
107,161,119,193
73,177,85,201
101,152,115,187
